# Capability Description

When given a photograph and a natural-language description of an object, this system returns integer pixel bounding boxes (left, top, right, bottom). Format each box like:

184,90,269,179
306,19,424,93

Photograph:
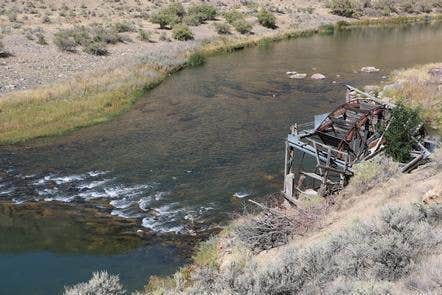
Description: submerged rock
361,66,380,73
290,73,307,79
311,73,326,80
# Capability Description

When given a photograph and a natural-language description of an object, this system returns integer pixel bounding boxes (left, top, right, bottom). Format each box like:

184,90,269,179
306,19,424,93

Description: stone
286,71,297,75
361,66,380,73
290,73,307,79
429,67,442,79
311,73,326,80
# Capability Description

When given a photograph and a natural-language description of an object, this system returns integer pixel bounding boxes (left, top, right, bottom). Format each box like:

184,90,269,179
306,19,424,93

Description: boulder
311,73,326,80
361,66,380,73
290,73,307,79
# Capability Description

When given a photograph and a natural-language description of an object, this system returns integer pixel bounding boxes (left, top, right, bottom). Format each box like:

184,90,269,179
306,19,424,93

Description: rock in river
311,73,326,80
361,66,380,73
290,73,307,79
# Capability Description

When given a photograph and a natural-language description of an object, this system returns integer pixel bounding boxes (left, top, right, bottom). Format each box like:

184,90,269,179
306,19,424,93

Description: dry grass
0,64,167,144
383,62,442,132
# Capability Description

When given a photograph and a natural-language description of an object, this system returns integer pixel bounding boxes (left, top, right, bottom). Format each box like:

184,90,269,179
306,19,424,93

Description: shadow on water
1,21,442,294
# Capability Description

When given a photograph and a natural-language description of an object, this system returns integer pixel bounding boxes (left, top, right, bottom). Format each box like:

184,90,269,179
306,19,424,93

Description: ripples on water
0,168,216,234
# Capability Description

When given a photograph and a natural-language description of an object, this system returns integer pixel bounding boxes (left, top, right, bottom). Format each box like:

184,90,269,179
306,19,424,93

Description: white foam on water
12,198,25,204
52,175,85,185
141,217,184,233
138,197,151,211
111,209,144,219
0,188,15,195
87,171,109,177
77,191,108,200
77,179,112,189
109,198,134,209
103,184,152,199
37,188,59,196
152,191,170,201
233,191,251,198
43,195,76,203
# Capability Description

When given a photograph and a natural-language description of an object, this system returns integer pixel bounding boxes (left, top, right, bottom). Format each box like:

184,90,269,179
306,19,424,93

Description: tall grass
0,64,167,144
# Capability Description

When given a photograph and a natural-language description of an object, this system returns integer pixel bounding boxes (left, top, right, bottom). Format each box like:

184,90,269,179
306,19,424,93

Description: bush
172,24,193,41
224,9,244,24
348,155,398,194
193,236,219,269
184,203,441,294
113,21,135,33
213,22,231,34
187,3,217,24
384,103,422,162
53,30,77,52
186,52,206,67
138,29,151,41
64,271,126,295
36,33,48,45
83,42,108,56
0,41,12,58
150,2,184,29
257,8,276,29
328,0,363,17
232,18,252,34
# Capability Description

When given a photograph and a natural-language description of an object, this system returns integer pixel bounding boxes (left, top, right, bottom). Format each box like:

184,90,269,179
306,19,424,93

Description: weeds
257,8,276,29
138,29,152,42
213,22,231,35
172,24,193,41
64,271,125,295
186,52,205,67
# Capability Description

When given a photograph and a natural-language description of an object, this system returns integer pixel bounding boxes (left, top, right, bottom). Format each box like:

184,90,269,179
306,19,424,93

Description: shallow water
1,22,442,293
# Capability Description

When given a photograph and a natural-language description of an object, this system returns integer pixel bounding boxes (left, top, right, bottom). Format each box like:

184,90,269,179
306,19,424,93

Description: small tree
257,8,276,29
188,3,217,24
384,103,422,162
172,24,193,41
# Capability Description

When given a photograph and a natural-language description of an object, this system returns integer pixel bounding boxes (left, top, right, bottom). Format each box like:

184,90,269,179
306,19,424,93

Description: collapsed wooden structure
283,85,434,201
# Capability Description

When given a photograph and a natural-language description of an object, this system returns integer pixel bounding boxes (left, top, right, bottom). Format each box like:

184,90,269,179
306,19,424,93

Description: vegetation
213,22,231,35
232,18,253,34
138,29,152,42
150,3,184,29
348,156,398,194
187,3,217,24
0,40,12,58
172,24,193,41
193,236,219,269
0,64,167,144
257,8,277,29
224,9,245,25
186,52,206,67
328,0,440,17
53,24,125,55
142,202,441,294
64,271,125,295
383,63,442,133
384,103,422,162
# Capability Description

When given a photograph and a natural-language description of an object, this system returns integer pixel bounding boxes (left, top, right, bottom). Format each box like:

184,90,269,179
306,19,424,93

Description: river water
1,21,442,294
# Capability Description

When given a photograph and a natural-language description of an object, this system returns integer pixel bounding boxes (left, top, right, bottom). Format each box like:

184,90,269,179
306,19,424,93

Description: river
1,21,442,294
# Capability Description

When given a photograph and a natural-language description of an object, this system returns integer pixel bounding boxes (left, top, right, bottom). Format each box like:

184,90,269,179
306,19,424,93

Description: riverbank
1,10,441,145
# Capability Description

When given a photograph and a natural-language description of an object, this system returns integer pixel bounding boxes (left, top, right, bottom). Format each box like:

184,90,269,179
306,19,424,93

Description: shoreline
1,14,441,145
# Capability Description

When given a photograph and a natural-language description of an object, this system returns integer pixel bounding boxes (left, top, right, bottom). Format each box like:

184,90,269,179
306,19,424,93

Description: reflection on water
1,21,442,294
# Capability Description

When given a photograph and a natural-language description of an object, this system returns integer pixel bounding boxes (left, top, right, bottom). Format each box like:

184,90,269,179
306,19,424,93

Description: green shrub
257,8,276,29
187,51,206,67
233,18,252,34
193,236,219,269
138,29,151,41
319,24,335,35
224,9,244,24
214,22,231,34
112,21,135,33
172,24,193,41
328,0,363,18
187,3,217,24
150,3,184,29
53,30,77,52
83,42,108,56
64,271,125,295
36,33,48,45
385,103,422,162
